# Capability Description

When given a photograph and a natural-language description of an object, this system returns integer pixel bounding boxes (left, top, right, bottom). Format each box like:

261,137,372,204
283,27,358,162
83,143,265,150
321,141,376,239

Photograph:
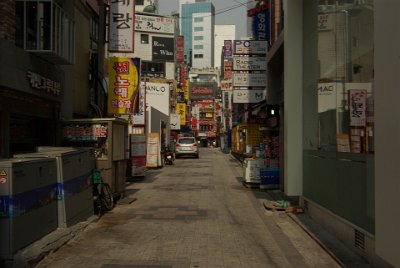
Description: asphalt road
34,147,342,268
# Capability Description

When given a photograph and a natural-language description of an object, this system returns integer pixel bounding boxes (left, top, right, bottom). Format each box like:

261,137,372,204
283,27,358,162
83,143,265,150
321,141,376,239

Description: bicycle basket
92,169,102,184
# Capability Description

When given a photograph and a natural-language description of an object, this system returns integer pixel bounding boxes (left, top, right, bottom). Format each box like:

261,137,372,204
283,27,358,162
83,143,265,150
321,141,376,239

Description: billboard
135,14,174,34
109,1,135,52
233,89,265,103
108,57,140,114
233,40,268,55
233,56,267,71
152,37,174,61
145,81,171,116
190,82,216,101
233,72,266,87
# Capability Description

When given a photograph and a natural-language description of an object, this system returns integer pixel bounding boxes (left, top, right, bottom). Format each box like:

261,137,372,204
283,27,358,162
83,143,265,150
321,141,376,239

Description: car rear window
177,138,196,144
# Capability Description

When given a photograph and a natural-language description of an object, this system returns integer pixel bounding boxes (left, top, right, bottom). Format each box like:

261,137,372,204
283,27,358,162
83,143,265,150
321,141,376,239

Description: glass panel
26,1,38,50
317,1,374,153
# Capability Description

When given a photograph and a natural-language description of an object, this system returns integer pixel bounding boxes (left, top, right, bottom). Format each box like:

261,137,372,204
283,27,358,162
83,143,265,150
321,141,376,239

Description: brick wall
0,0,16,42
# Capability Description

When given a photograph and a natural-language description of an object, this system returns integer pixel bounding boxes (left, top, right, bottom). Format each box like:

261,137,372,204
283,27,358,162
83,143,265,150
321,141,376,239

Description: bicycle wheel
100,183,114,211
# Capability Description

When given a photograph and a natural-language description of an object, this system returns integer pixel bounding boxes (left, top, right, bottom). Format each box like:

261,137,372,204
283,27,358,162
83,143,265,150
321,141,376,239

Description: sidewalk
4,148,371,268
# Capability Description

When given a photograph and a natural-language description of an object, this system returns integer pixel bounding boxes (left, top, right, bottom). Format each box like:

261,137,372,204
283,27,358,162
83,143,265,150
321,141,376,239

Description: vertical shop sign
170,114,181,130
224,40,233,58
176,103,186,125
109,0,135,52
251,4,270,41
349,89,367,127
176,36,185,63
108,57,140,114
184,80,189,101
132,81,146,125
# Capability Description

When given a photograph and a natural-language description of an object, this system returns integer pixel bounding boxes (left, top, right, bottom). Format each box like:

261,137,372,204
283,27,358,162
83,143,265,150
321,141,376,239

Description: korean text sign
108,57,140,114
109,0,135,52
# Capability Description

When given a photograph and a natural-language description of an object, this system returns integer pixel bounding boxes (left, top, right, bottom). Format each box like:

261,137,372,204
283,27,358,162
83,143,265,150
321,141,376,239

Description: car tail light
175,143,181,147
192,143,197,147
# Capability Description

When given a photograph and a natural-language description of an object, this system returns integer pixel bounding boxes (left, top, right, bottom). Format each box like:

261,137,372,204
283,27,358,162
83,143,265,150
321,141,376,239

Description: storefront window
316,0,374,153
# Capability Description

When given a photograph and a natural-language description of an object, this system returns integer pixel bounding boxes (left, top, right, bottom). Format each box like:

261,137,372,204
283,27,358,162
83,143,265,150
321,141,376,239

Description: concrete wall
283,0,303,196
375,1,400,267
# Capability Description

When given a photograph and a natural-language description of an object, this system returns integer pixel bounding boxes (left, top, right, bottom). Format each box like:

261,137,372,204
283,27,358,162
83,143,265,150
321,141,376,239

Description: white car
175,137,199,158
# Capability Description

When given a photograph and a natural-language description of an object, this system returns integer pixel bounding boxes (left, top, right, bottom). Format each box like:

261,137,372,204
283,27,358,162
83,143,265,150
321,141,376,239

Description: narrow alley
33,148,344,268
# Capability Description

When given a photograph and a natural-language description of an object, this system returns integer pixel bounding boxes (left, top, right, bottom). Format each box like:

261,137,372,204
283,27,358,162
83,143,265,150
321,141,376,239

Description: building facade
0,0,99,158
276,0,398,267
180,0,215,68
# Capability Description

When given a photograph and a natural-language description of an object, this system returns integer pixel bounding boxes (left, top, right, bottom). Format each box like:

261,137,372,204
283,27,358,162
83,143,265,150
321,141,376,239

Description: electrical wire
179,0,253,19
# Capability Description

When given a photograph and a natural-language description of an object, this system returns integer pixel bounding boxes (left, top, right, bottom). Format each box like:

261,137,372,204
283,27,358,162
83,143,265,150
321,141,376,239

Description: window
135,0,144,5
141,61,165,78
15,0,75,64
194,17,204,22
141,34,149,44
194,27,203,32
194,54,203,59
312,1,374,153
194,45,203,50
194,36,204,41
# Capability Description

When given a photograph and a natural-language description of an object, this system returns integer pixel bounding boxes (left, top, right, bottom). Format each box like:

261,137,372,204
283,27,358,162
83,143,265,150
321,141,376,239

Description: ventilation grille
354,229,365,250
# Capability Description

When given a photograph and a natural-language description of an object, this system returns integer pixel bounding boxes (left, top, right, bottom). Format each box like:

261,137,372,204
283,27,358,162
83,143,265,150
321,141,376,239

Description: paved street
35,148,341,268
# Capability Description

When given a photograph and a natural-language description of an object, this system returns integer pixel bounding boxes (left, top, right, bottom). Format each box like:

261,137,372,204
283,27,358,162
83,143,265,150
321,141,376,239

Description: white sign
317,82,343,113
109,1,135,52
233,56,266,71
220,79,232,90
135,14,174,34
233,89,265,103
233,72,266,87
170,114,181,130
145,82,170,116
233,40,268,54
318,14,333,31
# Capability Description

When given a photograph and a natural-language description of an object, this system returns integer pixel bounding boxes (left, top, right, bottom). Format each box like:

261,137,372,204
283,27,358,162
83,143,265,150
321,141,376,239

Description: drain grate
354,229,365,250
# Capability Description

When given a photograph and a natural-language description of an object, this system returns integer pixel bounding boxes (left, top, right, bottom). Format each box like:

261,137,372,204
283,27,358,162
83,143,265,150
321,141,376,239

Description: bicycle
91,169,114,216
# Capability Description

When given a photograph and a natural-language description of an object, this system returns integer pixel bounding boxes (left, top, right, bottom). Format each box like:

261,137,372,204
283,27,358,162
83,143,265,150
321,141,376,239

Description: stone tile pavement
5,148,371,268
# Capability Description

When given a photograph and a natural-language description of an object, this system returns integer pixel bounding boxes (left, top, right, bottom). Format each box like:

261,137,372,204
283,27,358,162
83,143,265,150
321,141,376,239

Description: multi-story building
179,0,215,68
0,0,101,158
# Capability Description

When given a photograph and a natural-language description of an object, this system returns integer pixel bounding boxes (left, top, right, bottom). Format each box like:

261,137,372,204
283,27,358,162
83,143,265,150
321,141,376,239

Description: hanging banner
109,1,135,52
108,57,140,115
176,103,186,125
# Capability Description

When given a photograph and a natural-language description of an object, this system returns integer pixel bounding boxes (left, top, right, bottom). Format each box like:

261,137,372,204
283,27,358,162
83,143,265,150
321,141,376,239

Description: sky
158,0,249,39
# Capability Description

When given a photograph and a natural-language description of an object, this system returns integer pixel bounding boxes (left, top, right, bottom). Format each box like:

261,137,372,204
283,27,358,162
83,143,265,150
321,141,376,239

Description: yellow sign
0,170,6,176
108,57,140,114
176,103,186,125
184,80,189,101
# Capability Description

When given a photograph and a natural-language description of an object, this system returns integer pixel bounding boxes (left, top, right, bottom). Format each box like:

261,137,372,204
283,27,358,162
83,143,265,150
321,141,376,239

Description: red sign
192,88,213,94
176,36,185,63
